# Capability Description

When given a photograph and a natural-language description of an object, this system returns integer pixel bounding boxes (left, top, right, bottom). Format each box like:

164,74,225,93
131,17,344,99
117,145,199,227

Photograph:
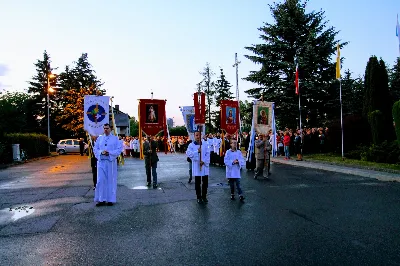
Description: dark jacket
143,140,159,165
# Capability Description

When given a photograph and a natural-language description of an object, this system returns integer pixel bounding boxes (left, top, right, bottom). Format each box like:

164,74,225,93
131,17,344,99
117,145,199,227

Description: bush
393,100,400,145
360,140,400,164
0,133,49,164
368,110,385,145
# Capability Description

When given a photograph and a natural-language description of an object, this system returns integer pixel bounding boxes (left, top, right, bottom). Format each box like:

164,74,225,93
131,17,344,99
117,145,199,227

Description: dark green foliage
169,126,188,136
363,56,396,141
198,63,216,131
130,117,139,137
393,100,400,145
360,141,400,164
341,70,364,115
0,92,33,133
244,0,345,128
56,53,105,137
389,57,400,102
0,133,49,164
239,100,253,133
368,110,385,145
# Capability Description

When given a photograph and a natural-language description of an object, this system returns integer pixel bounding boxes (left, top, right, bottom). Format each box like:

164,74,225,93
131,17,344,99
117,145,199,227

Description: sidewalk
271,157,400,182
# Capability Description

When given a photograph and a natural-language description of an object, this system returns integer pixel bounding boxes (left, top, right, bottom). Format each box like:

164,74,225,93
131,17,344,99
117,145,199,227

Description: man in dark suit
143,136,159,189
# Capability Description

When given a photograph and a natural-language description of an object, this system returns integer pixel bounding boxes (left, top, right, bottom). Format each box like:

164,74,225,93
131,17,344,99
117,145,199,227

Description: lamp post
47,73,56,154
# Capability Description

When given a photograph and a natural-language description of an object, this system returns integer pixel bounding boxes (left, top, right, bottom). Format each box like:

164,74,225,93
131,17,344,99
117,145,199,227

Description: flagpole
339,79,344,160
298,83,302,155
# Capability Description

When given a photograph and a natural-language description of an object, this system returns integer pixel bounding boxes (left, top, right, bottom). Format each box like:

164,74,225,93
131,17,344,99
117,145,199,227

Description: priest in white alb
93,123,123,206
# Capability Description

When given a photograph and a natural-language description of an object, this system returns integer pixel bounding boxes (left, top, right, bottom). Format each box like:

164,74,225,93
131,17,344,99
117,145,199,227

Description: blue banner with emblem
180,106,205,140
84,95,110,136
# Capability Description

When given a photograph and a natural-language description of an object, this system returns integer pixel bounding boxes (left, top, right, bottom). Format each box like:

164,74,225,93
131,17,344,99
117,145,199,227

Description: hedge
0,133,49,164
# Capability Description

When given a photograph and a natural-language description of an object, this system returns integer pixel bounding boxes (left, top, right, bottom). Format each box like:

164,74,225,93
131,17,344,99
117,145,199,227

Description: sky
0,0,399,126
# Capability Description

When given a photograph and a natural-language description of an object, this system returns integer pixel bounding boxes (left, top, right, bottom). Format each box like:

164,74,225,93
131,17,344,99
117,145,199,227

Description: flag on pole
396,14,400,54
336,43,341,79
295,64,299,95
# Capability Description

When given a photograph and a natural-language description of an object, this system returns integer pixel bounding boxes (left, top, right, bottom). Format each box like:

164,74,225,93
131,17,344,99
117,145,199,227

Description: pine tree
243,0,345,128
27,50,58,134
212,68,234,129
341,69,364,115
57,53,105,137
363,56,396,142
389,57,400,102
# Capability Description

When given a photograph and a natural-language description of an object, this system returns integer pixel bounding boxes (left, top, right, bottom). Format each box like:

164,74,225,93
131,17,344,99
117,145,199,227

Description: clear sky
0,0,399,126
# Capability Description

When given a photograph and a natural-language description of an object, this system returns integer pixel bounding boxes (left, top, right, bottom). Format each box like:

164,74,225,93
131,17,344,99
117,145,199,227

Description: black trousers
195,175,208,199
90,157,97,186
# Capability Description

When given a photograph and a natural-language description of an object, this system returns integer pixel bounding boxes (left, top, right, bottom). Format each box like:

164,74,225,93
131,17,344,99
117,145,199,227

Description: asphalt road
0,153,399,265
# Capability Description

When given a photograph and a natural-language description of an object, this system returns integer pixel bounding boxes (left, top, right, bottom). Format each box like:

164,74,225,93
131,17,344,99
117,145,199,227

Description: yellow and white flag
336,43,341,80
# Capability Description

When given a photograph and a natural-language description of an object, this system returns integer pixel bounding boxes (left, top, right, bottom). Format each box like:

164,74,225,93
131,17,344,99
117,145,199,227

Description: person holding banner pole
144,135,159,189
186,130,210,204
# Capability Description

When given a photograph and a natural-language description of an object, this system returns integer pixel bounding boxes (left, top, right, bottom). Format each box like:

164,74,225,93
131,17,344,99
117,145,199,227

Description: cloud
0,64,8,76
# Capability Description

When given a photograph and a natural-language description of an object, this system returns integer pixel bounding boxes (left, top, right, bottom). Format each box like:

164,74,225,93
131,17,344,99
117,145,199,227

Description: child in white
224,139,246,201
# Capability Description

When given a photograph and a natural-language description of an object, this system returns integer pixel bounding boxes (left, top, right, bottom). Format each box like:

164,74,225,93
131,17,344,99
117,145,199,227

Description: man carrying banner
144,135,159,188
93,123,123,206
186,130,210,204
254,133,271,179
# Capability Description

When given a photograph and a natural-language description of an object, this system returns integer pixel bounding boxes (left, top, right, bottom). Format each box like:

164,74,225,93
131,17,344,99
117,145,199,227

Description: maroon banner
220,100,239,135
139,99,166,136
194,92,206,124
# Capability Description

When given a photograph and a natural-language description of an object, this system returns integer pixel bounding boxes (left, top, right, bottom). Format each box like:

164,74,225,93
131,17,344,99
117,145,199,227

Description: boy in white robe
93,124,123,206
224,139,246,201
186,131,210,204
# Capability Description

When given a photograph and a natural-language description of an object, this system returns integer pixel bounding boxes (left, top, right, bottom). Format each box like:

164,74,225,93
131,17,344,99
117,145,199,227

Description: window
73,140,79,145
66,140,73,145
59,141,65,145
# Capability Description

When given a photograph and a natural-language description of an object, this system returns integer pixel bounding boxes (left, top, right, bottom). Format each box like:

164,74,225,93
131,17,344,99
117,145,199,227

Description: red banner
194,92,206,124
220,100,239,135
139,99,166,136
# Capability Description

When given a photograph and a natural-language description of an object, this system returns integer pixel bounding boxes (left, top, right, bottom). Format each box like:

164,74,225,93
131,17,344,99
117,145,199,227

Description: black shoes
95,201,106,207
231,195,235,200
153,184,158,189
197,198,203,204
239,195,245,202
202,197,208,203
188,177,192,183
107,202,113,206
146,182,151,186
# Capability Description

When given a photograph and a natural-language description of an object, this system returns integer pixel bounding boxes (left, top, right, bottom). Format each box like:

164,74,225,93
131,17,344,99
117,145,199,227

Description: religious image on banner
220,100,239,135
139,99,166,136
226,106,236,124
84,95,110,136
180,106,205,140
146,104,158,123
253,101,273,135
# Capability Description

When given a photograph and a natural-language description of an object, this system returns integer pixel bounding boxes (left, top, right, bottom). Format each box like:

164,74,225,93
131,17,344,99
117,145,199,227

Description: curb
271,158,400,182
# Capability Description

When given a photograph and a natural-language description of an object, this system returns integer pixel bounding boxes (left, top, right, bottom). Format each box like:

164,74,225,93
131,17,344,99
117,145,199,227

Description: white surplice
213,138,221,155
186,140,210,177
224,149,245,178
94,133,123,203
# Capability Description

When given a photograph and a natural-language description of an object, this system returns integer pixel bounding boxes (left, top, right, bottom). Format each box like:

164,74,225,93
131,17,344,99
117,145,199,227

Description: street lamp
47,73,56,154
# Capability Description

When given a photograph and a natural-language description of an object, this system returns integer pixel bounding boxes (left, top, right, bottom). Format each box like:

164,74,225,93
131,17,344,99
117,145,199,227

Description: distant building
109,104,130,136
167,118,174,128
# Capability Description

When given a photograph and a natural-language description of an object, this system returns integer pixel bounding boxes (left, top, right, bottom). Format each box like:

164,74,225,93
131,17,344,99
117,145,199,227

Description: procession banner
220,100,239,135
253,101,273,135
138,99,166,136
180,106,206,140
84,95,110,136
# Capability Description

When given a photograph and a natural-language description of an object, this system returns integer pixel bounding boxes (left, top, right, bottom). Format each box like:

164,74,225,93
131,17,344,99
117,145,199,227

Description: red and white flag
295,64,299,95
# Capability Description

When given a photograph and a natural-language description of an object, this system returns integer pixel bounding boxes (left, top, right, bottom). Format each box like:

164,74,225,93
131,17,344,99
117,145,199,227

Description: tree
393,100,400,145
243,0,345,128
27,50,59,134
199,62,216,131
389,57,400,102
363,56,396,142
130,117,139,137
57,53,105,137
341,69,364,115
0,92,33,133
239,100,253,133
212,68,234,129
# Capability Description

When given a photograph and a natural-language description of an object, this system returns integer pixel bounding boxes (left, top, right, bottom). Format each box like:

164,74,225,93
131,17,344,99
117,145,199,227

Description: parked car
56,139,88,155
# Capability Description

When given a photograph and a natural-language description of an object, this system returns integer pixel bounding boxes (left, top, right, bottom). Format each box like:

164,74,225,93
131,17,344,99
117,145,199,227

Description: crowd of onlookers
117,127,329,158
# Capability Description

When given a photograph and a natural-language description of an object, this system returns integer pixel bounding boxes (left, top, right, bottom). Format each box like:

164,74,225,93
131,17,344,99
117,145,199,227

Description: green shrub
0,133,49,164
360,140,400,164
393,100,400,145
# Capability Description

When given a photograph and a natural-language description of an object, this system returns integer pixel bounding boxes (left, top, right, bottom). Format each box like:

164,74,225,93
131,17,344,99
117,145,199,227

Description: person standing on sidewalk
79,138,85,156
89,135,98,190
186,131,210,204
224,139,245,201
254,134,271,179
144,136,159,189
93,124,123,207
283,131,291,159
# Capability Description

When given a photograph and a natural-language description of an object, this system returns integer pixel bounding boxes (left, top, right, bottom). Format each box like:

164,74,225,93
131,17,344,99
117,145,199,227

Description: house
110,104,130,136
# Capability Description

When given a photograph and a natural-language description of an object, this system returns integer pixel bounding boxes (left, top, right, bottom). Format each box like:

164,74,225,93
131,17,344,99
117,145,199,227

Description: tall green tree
363,56,395,142
130,116,139,137
0,92,33,133
239,100,253,133
389,57,400,102
341,69,364,115
243,0,345,128
57,53,105,137
212,68,234,129
199,62,216,131
27,50,59,134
